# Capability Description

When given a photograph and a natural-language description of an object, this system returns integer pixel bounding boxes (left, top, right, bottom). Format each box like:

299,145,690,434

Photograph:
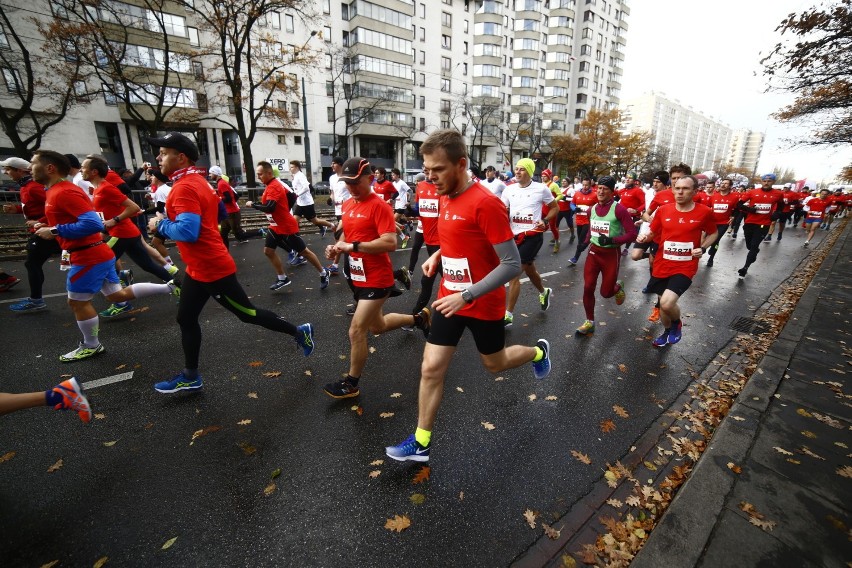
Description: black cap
64,154,81,169
339,157,371,182
331,156,344,165
147,132,199,162
597,175,616,189
149,168,169,184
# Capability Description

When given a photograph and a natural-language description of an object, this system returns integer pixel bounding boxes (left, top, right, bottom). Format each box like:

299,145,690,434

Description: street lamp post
299,31,318,183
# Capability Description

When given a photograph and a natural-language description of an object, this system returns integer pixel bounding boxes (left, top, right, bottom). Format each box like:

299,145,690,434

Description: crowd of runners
0,130,848,463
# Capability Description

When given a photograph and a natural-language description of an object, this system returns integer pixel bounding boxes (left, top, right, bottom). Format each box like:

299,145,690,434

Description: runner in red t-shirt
803,189,832,245
247,162,330,292
408,175,442,315
85,157,176,318
568,177,598,265
209,166,259,247
704,178,741,267
636,174,718,347
30,151,175,362
384,129,552,463
736,173,785,278
766,184,800,241
322,158,430,400
146,133,314,394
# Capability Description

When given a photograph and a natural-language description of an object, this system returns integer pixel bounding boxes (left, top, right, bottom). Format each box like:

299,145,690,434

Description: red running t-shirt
46,181,114,266
93,181,141,238
218,178,240,214
707,191,741,224
342,192,397,288
437,182,514,320
617,186,645,217
805,197,830,220
373,180,396,205
741,189,784,225
781,190,799,213
572,190,597,226
19,179,46,228
647,188,675,215
261,179,299,235
416,180,440,246
167,173,236,282
649,203,716,280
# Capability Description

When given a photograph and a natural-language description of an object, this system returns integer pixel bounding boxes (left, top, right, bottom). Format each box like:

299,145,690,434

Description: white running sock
77,316,100,347
127,282,170,298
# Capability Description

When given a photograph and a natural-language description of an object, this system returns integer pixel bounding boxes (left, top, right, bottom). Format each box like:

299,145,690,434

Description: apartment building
1,0,629,184
726,129,765,176
621,91,736,173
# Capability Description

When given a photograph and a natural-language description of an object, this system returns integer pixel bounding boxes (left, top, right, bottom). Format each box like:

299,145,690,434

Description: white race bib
576,204,590,217
441,256,473,291
264,213,277,227
349,256,366,282
419,198,439,218
807,210,822,219
662,240,694,262
712,203,729,213
754,203,771,214
510,212,536,234
590,219,610,237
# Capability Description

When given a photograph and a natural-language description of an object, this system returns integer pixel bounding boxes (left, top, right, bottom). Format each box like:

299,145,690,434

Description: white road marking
81,371,134,390
511,271,560,285
0,291,66,305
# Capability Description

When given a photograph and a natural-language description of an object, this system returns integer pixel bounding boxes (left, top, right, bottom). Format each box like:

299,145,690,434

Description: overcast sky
620,0,852,183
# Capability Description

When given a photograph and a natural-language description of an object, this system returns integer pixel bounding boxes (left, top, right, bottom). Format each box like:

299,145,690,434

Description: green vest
590,201,623,247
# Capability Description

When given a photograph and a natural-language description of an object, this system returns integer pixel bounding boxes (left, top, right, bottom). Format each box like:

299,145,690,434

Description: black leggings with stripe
177,272,297,370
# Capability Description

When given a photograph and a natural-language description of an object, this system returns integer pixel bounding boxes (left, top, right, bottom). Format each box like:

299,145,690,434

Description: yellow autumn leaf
102,441,117,447
384,514,412,533
0,451,15,463
545,395,558,401
523,508,537,529
161,536,178,550
237,419,252,426
47,458,63,473
379,412,395,418
390,392,402,398
528,394,537,401
370,459,384,466
481,421,496,430
304,370,312,376
369,470,381,478
93,556,109,568
263,482,276,496
247,392,258,399
410,493,426,505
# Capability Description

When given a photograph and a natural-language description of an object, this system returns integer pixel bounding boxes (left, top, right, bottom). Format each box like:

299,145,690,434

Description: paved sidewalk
633,223,852,568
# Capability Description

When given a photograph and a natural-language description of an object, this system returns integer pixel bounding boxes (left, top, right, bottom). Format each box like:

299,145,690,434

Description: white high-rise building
727,129,765,176
621,91,733,172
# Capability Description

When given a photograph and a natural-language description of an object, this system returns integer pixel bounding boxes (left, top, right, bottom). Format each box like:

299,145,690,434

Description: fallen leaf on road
384,514,411,533
379,412,395,418
523,509,537,529
248,361,263,367
749,517,777,531
606,498,623,508
410,493,426,505
787,458,801,465
618,364,627,373
528,394,537,401
238,442,257,456
835,442,848,449
262,371,282,378
304,370,312,377
731,416,746,421
247,392,258,399
390,393,402,398
600,419,616,433
190,426,221,446
338,354,347,360
270,468,282,479
47,459,63,473
560,554,577,568
412,466,430,484
93,557,108,568
103,441,117,447
115,364,126,370
161,537,177,550
481,421,495,430
40,561,59,568
237,419,252,426
0,451,16,464
837,465,852,478
94,413,106,420
495,376,505,381
571,450,591,465
727,462,742,474
456,386,464,393
800,446,825,460
796,408,812,417
351,405,363,416
263,482,276,496
604,470,618,487
459,491,464,501
370,459,384,466
772,446,793,456
613,405,629,419
643,460,658,471
647,372,657,377
625,495,641,507
542,523,561,539
545,395,558,401
369,470,381,478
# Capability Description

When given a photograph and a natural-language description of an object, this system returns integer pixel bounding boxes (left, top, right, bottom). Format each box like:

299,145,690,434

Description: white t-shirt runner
330,173,351,217
481,177,507,198
501,181,555,235
393,179,411,210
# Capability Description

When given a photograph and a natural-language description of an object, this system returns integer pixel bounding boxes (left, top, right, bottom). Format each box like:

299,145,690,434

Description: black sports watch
352,241,360,252
50,227,59,236
701,246,707,254
461,289,474,304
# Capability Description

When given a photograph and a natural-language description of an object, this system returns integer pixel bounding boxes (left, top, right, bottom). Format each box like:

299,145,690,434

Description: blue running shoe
326,264,339,275
154,372,203,393
386,434,430,462
119,269,134,287
320,271,330,290
10,298,46,312
319,225,328,237
290,256,307,267
653,329,670,348
295,323,315,356
287,250,297,264
532,339,551,379
668,320,683,344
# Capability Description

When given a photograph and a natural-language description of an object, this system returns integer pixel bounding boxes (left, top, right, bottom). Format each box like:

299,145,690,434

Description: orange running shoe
648,306,660,323
51,378,92,423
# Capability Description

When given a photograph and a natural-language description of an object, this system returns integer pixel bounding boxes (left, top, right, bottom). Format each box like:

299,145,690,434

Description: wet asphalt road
0,222,830,567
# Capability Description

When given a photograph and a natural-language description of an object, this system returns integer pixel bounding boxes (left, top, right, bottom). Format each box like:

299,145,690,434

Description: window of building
440,99,451,112
440,78,451,92
442,56,451,71
420,95,425,109
278,135,287,144
291,101,300,119
420,3,426,17
441,35,451,49
270,12,281,29
2,68,22,94
326,81,334,96
584,10,594,22
420,50,425,64
580,44,592,55
323,0,331,14
463,41,468,54
576,93,587,104
442,12,452,26
443,0,452,4
294,136,302,145
579,61,590,72
575,109,586,119
192,61,204,79
420,27,426,41
285,14,294,32
578,77,589,88
0,26,10,50
462,63,468,75
95,122,122,154
441,119,450,128
419,73,425,86
102,84,117,105
420,117,426,130
327,107,335,121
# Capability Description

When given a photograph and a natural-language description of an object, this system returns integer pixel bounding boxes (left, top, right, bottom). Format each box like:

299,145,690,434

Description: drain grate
729,316,772,335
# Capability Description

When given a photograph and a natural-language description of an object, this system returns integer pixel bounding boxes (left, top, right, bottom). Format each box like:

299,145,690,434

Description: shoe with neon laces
51,377,92,423
539,287,552,311
401,235,410,249
320,225,328,237
320,270,330,290
99,303,134,318
295,323,315,356
167,280,181,298
60,342,105,362
323,377,359,399
576,320,595,336
395,266,411,290
504,312,513,327
118,269,134,287
414,307,431,339
154,372,203,393
667,320,683,344
0,275,21,292
270,277,292,291
652,329,670,347
532,339,551,379
165,264,180,276
10,298,46,311
614,280,626,305
553,241,560,253
386,434,430,462
648,306,660,323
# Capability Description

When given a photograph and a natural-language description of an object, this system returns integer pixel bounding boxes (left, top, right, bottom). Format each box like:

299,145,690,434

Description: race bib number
590,219,610,237
349,256,366,282
419,198,439,217
264,213,277,227
510,212,536,234
807,210,822,219
441,256,473,291
662,240,694,262
754,203,772,214
712,203,729,213
576,204,590,217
